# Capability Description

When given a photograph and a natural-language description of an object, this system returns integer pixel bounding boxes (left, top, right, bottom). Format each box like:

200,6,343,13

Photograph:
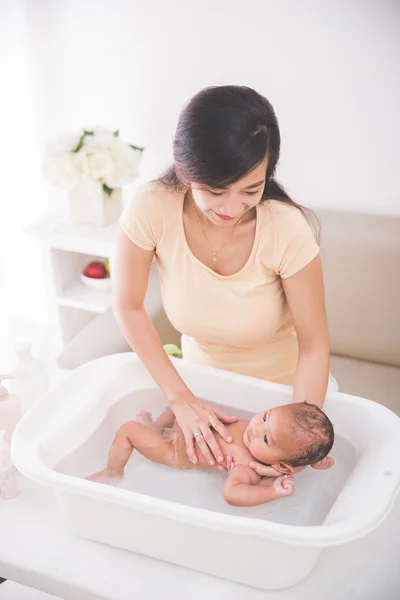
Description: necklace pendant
212,255,218,262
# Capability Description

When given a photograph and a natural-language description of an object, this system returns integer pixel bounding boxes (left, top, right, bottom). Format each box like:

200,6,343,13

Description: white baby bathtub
11,353,400,591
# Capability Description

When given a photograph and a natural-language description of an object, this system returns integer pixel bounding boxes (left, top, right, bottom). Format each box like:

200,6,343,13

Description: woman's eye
209,191,224,196
245,191,260,196
263,413,267,422
264,435,268,445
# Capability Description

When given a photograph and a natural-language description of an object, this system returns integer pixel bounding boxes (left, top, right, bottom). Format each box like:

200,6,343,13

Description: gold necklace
193,201,243,262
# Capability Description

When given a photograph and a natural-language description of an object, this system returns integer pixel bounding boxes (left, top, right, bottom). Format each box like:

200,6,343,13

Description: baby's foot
86,468,124,485
136,410,154,427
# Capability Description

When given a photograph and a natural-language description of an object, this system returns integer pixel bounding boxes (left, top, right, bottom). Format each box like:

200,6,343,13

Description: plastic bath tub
11,354,400,590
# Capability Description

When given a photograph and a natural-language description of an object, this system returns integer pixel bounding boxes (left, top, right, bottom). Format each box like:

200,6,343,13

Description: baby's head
243,402,334,474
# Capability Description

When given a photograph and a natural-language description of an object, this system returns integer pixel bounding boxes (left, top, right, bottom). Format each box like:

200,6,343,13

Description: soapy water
56,389,357,525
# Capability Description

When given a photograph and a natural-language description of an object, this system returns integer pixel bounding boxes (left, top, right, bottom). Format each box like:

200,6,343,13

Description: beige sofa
318,209,400,415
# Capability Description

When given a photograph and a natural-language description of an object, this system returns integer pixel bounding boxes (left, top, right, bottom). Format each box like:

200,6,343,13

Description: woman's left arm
249,255,330,478
282,254,330,408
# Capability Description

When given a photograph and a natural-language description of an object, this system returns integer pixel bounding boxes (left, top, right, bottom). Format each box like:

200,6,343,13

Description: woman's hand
170,394,238,466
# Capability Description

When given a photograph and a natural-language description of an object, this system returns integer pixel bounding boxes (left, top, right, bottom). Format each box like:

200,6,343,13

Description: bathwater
56,388,357,525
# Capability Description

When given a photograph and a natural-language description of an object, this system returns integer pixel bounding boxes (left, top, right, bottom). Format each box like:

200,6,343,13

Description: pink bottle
0,375,22,445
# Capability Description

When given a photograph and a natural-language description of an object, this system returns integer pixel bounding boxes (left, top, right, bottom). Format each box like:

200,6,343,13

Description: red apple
83,261,107,279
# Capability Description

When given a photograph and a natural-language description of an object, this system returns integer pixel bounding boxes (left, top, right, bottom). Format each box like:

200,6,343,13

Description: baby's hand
226,454,238,473
272,475,294,498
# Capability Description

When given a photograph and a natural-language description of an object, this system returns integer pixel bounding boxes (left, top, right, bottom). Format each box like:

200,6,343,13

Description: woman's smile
212,210,235,221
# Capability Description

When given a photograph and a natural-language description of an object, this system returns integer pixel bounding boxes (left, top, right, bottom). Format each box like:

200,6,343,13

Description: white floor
0,582,60,600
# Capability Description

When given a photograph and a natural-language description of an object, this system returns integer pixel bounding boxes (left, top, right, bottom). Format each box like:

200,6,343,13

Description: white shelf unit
58,281,111,313
53,249,112,314
25,203,164,369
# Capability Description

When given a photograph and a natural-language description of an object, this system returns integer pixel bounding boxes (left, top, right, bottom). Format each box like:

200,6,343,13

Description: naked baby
87,402,334,506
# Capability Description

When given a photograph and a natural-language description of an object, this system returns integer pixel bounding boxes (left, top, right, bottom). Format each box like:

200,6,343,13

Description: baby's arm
223,461,294,506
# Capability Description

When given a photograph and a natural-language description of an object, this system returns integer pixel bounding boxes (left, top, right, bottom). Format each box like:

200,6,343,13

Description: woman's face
189,157,268,227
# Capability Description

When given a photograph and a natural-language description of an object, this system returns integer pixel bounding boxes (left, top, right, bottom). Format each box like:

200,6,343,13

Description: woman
113,85,331,474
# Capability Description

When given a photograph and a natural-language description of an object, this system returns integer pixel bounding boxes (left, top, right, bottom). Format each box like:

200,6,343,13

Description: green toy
163,344,182,356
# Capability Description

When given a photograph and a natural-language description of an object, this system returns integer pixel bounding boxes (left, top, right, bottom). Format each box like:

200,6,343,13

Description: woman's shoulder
257,199,319,278
120,180,185,249
258,199,316,239
258,199,307,226
124,180,186,222
132,180,185,206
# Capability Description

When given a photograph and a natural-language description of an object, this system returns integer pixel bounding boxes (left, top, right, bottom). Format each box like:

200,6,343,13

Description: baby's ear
271,462,295,475
311,456,334,470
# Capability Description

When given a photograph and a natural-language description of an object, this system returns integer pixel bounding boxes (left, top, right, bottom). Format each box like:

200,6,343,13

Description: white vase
68,180,122,227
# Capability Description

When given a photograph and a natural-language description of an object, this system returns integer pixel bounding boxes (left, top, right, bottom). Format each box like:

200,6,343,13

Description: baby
87,402,334,507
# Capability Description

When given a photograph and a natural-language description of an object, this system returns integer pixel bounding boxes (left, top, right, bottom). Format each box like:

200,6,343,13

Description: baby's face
243,405,301,466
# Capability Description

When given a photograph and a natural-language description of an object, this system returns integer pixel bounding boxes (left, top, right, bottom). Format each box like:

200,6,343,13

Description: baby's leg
136,407,175,430
86,420,175,483
136,410,156,428
154,407,175,429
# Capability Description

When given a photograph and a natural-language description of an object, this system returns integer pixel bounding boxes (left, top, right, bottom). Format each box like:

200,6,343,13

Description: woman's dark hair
159,85,318,237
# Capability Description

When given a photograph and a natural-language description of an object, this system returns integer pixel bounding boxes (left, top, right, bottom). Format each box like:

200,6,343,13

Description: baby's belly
164,428,250,472
163,429,199,470
163,429,228,471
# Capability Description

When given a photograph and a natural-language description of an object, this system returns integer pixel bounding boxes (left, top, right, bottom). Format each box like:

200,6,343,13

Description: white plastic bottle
8,342,49,414
0,376,22,444
0,429,19,499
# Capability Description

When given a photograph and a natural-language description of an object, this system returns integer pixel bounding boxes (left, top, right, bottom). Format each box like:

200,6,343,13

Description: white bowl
80,273,112,291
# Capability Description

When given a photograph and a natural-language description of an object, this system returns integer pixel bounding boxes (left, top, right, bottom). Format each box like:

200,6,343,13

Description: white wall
0,0,50,326
1,0,400,324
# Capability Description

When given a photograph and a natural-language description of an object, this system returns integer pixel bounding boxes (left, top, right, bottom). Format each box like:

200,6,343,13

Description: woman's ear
311,456,334,470
271,462,295,475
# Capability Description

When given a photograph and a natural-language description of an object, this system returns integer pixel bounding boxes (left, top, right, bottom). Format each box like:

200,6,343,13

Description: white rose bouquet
43,126,144,196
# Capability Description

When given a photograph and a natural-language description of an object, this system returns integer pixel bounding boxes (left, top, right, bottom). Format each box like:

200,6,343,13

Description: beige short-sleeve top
120,182,319,385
